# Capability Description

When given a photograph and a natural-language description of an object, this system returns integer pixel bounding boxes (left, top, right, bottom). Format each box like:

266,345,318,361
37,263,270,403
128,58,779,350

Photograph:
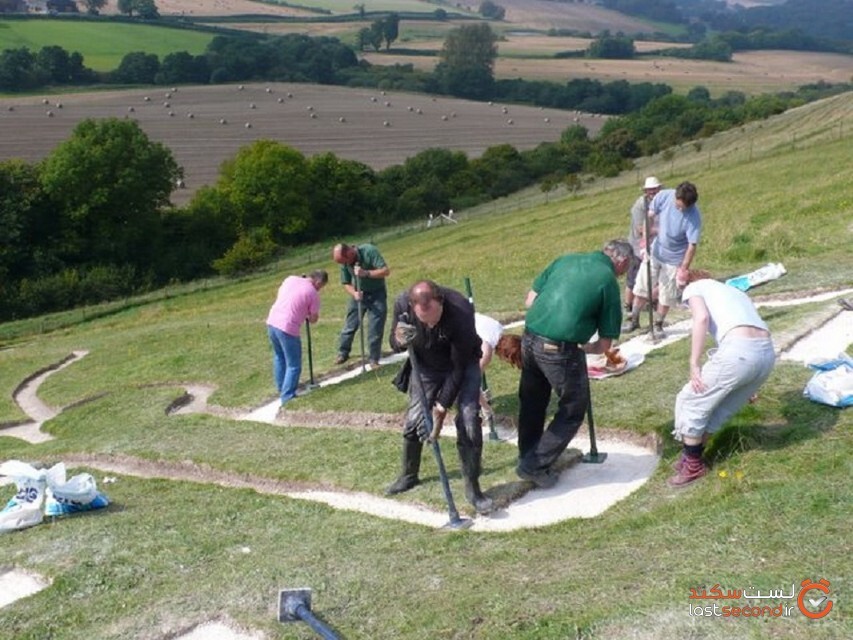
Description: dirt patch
61,452,317,494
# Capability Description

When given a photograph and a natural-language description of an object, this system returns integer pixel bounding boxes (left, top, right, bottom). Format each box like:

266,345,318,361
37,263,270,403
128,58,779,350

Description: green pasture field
0,19,214,71
0,94,851,639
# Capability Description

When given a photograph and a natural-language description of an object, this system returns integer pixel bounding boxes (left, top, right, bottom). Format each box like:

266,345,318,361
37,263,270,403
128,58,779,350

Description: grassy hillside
0,94,850,639
0,19,214,71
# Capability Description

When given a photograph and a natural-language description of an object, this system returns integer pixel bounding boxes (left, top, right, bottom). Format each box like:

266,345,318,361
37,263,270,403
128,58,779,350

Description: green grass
0,19,214,71
0,94,851,639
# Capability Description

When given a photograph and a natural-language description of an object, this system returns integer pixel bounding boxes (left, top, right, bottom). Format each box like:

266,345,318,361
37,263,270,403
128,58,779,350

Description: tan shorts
633,257,680,307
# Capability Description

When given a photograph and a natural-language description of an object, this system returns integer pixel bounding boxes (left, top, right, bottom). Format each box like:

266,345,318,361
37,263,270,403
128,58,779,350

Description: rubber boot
385,439,422,495
458,445,494,515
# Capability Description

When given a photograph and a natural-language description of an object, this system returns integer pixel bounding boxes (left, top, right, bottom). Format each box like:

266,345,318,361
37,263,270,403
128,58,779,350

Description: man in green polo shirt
516,239,633,488
332,242,391,368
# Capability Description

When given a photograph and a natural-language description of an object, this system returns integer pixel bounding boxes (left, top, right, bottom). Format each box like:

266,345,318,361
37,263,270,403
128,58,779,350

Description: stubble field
0,83,604,206
362,48,853,96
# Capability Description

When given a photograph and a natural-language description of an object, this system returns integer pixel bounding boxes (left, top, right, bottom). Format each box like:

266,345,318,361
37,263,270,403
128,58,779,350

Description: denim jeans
403,360,482,452
267,325,302,405
338,290,387,362
517,332,589,474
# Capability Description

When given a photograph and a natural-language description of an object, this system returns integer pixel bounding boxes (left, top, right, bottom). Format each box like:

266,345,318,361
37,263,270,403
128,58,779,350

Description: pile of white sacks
0,460,110,533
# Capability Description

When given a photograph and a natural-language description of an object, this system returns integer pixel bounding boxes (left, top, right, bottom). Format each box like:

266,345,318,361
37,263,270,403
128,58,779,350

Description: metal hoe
643,205,660,343
355,268,367,372
279,588,340,639
304,318,319,389
581,378,607,463
463,276,500,441
407,345,472,530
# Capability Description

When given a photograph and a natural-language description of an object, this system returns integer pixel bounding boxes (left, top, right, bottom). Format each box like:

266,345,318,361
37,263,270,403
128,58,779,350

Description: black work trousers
517,331,589,474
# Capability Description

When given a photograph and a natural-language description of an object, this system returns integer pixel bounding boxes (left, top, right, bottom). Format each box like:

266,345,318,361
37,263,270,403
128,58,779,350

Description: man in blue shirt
624,181,702,336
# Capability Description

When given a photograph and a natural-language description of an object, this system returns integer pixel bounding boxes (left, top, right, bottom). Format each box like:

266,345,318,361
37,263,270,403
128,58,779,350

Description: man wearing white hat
625,181,703,336
624,176,662,323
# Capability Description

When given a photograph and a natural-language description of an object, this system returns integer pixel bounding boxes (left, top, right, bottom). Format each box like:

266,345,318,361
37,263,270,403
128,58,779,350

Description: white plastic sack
803,353,853,408
726,262,787,291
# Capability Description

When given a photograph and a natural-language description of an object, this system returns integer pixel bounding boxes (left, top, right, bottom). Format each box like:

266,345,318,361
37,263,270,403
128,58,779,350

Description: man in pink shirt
266,270,328,408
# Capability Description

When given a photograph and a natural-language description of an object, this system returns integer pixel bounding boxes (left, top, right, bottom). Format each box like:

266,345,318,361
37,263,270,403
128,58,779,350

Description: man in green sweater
332,242,391,368
516,239,633,489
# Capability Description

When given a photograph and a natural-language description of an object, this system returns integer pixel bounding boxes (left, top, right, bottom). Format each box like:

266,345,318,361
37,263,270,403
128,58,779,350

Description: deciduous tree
436,23,497,99
82,0,108,15
217,140,312,245
39,118,180,270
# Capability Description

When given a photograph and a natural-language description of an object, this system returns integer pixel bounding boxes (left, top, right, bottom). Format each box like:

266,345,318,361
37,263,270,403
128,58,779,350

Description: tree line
603,0,853,44
2,73,848,321
0,26,671,115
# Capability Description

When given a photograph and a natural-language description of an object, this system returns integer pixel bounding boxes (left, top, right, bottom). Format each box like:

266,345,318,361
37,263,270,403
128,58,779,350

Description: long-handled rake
407,346,472,530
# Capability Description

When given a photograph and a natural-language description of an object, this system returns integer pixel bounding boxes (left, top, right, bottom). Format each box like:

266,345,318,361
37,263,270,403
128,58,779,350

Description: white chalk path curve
2,287,850,533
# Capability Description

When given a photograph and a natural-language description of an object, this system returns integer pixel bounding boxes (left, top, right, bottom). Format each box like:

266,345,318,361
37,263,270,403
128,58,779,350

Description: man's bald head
408,280,444,328
332,243,356,265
